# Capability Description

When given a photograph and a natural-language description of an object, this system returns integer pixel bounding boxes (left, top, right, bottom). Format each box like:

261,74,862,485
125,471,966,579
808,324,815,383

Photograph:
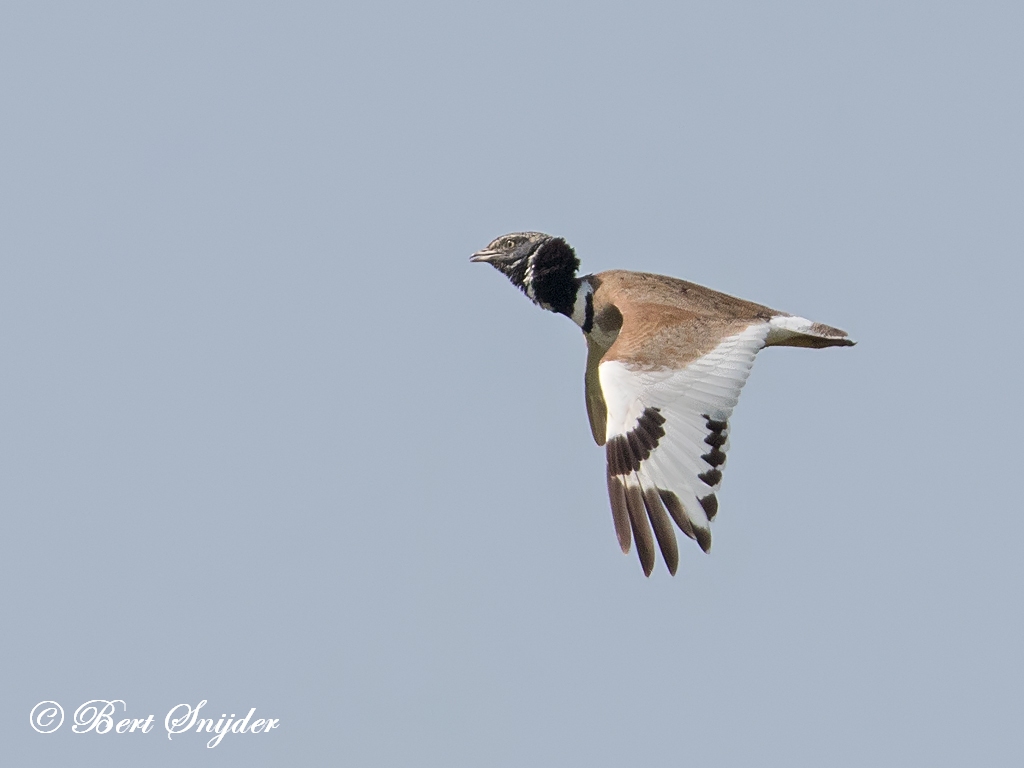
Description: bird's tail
765,315,856,348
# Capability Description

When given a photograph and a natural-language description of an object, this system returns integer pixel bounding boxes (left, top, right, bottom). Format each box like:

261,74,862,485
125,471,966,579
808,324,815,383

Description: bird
471,231,854,576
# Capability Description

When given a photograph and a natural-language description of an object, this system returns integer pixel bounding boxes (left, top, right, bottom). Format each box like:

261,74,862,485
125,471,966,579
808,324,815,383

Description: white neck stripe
570,279,594,329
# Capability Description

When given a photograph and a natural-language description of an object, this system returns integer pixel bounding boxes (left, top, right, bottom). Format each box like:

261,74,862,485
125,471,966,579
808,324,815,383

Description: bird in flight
471,231,854,576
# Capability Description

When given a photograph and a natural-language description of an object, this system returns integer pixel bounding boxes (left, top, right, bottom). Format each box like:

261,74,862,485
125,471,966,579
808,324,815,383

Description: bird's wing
598,321,771,575
584,335,609,445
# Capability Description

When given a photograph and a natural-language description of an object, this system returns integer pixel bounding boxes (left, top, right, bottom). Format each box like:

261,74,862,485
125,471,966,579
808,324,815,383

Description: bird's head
470,231,580,315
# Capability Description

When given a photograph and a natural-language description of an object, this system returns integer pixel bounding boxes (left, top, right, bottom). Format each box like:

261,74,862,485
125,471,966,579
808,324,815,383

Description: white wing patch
598,322,770,575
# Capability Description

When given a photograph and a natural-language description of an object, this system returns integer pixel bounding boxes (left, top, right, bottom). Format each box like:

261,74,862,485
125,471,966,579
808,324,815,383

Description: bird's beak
470,249,498,263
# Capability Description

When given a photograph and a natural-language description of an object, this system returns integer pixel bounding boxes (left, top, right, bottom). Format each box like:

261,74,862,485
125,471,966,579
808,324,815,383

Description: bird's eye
504,238,518,248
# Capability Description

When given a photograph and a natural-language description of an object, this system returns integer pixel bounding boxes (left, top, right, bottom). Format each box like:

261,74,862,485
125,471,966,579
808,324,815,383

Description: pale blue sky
2,2,1022,765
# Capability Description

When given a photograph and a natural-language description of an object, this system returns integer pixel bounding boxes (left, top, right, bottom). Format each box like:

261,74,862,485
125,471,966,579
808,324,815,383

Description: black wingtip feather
699,494,719,520
643,488,678,576
624,485,655,576
607,475,632,554
658,489,693,540
694,526,712,553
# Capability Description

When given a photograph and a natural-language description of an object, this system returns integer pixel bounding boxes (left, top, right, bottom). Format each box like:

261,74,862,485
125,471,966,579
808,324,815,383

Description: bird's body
472,232,853,576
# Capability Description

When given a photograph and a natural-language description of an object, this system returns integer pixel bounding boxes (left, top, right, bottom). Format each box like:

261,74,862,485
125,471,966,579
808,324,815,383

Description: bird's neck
523,240,580,317
567,278,595,332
